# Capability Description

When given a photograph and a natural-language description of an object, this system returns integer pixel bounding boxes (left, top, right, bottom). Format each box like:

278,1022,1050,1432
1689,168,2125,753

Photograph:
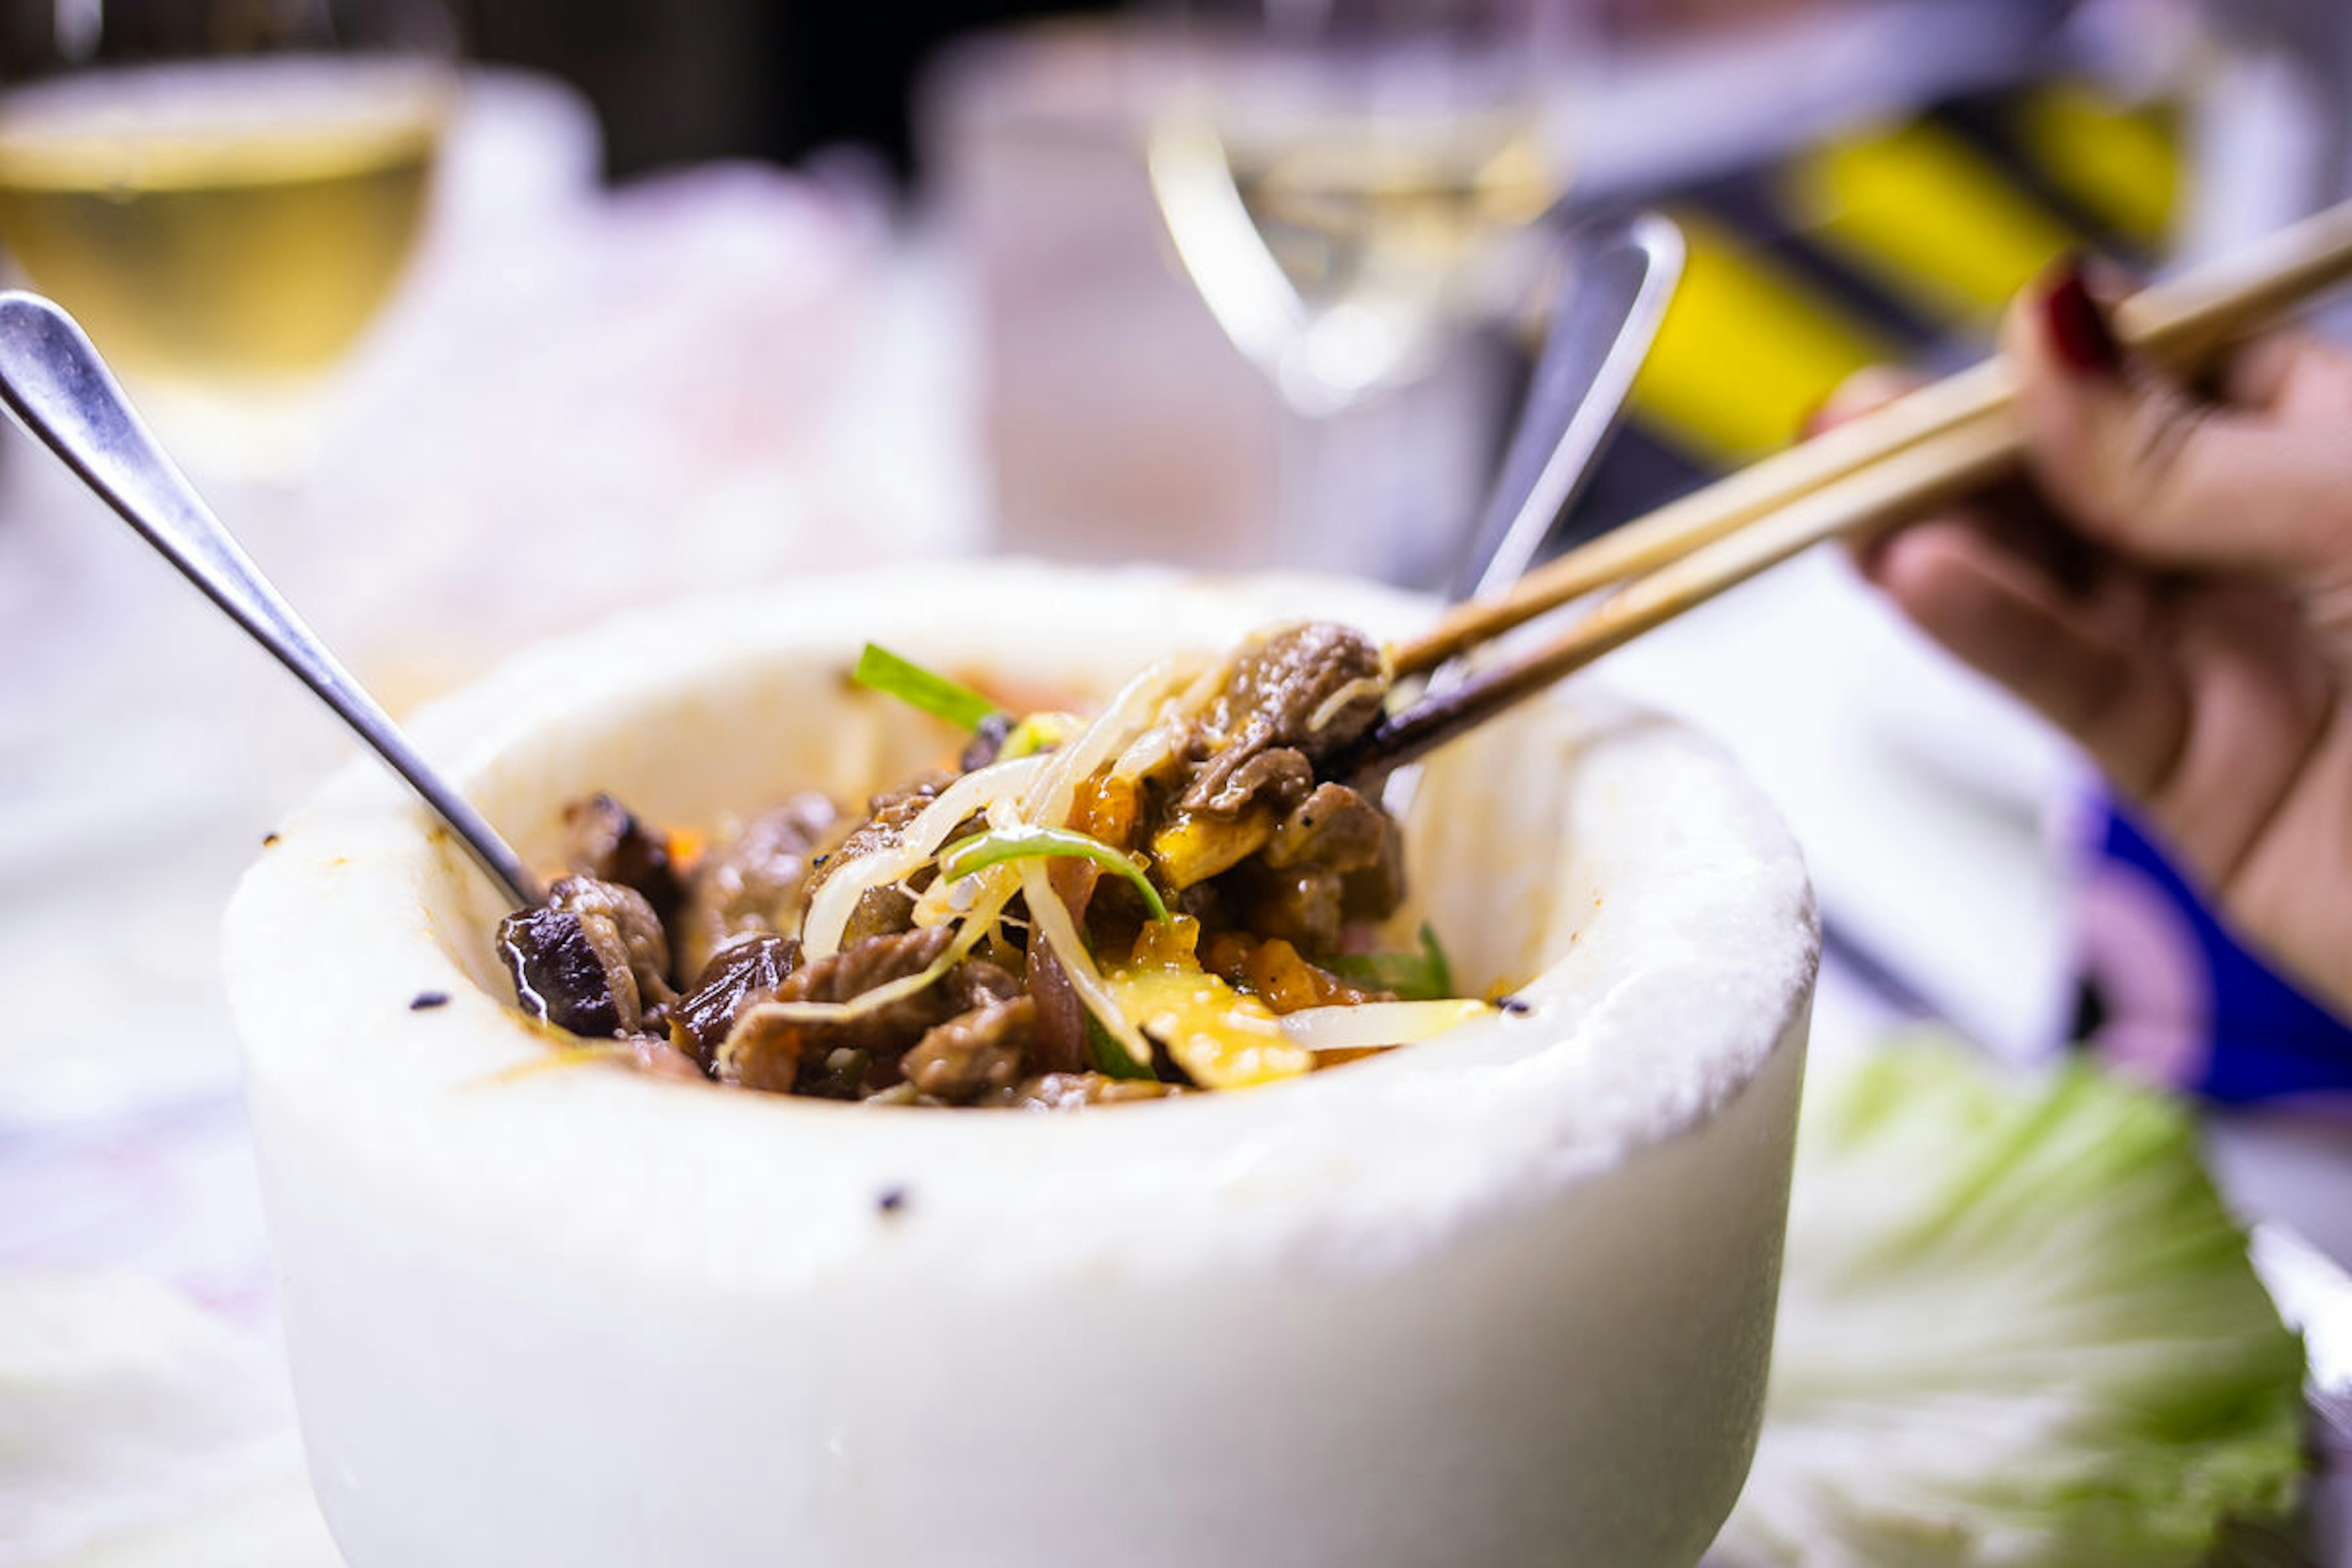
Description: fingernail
2043,257,2122,377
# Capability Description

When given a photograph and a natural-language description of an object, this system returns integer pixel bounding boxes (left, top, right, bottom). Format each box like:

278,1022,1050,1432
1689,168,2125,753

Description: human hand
1831,260,2352,1015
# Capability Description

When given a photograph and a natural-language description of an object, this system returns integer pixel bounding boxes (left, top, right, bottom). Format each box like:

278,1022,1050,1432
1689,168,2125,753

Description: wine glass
0,0,458,480
1145,0,1564,576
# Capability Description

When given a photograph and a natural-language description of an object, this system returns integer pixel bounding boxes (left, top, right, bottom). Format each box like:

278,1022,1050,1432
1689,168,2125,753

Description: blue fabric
2087,797,2352,1102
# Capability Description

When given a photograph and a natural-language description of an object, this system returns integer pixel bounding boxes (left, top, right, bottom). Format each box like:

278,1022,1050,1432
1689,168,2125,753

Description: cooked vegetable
940,824,1172,925
851,643,998,732
1329,923,1455,1002
1001,710,1081,760
1106,963,1312,1090
799,756,1043,961
1083,1013,1157,1081
1273,998,1489,1053
1717,1040,2307,1568
497,621,1494,1107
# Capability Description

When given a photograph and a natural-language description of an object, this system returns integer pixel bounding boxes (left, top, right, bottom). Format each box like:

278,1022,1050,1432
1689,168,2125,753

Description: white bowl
224,562,1817,1568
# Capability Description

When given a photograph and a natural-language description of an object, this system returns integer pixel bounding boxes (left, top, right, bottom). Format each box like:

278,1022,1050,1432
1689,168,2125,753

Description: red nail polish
2043,259,2122,377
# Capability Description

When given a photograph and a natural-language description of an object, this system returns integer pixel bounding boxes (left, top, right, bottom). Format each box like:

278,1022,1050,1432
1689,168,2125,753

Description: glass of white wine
0,0,457,480
1146,0,1563,573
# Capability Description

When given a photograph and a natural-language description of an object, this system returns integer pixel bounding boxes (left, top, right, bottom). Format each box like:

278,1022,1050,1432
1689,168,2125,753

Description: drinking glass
0,0,458,478
1145,0,1564,575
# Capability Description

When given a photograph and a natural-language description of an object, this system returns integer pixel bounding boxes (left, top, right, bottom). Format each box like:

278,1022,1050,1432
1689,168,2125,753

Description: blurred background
3,0,2351,1562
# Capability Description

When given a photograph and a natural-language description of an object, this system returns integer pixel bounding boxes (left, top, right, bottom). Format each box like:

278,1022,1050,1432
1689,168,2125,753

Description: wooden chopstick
1389,197,2352,679
1346,418,2015,775
1343,198,2352,778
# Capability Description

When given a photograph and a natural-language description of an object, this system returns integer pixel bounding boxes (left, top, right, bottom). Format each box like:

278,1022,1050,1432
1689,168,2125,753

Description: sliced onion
1022,654,1205,831
909,853,1024,941
1307,671,1389,737
1110,723,1178,786
1112,654,1235,783
1276,998,1494,1053
801,754,1044,960
1014,856,1155,1069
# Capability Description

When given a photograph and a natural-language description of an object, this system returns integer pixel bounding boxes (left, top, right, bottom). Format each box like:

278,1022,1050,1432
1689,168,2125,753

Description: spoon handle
0,291,543,908
1450,210,1684,602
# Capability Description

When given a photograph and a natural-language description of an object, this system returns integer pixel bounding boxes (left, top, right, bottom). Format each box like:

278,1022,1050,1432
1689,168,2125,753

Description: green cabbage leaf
1717,1041,2308,1568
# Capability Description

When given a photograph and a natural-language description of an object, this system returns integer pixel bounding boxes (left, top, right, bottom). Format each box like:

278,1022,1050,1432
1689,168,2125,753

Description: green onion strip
938,824,1171,924
1329,922,1457,1001
851,643,999,732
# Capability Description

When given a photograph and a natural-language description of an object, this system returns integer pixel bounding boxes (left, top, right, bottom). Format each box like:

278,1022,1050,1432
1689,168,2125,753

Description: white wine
1226,117,1553,322
0,58,447,382
1152,107,1556,404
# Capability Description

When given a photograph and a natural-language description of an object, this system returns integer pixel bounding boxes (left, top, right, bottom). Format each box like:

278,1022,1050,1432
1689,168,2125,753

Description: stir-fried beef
502,620,1448,1107
562,794,684,929
960,712,1012,772
1234,868,1351,952
840,884,920,946
1163,773,1403,937
1222,782,1398,952
870,771,956,829
801,771,952,908
556,877,676,1027
806,768,993,951
675,793,839,981
498,875,675,1037
499,904,620,1036
1339,825,1408,925
1176,622,1385,827
1262,782,1385,873
1223,622,1389,760
952,957,1025,1009
902,996,1038,1102
1180,744,1313,821
717,926,961,1094
861,772,955,846
669,932,797,1071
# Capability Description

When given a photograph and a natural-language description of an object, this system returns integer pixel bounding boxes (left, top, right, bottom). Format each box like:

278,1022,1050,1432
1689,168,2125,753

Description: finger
1803,366,1920,438
2215,329,2352,416
2003,263,2352,581
1863,515,2189,799
2218,331,2310,409
2215,712,2352,1016
1872,510,2343,902
2137,582,2342,892
1807,367,1921,571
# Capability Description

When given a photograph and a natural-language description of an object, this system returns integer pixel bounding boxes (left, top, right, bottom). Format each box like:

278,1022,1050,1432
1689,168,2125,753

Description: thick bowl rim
223,561,1820,1289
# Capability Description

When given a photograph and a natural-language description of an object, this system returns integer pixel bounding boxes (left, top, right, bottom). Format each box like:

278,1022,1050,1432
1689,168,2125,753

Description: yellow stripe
1782,119,2079,325
1630,209,1892,466
2013,81,2180,246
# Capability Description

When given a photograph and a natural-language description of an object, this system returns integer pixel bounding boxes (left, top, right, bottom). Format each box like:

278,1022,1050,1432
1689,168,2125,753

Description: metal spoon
1371,211,1679,813
1450,209,1684,600
0,291,543,908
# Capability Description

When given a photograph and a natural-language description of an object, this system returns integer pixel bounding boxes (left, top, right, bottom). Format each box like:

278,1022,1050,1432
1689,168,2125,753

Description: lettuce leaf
1717,1040,2307,1568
